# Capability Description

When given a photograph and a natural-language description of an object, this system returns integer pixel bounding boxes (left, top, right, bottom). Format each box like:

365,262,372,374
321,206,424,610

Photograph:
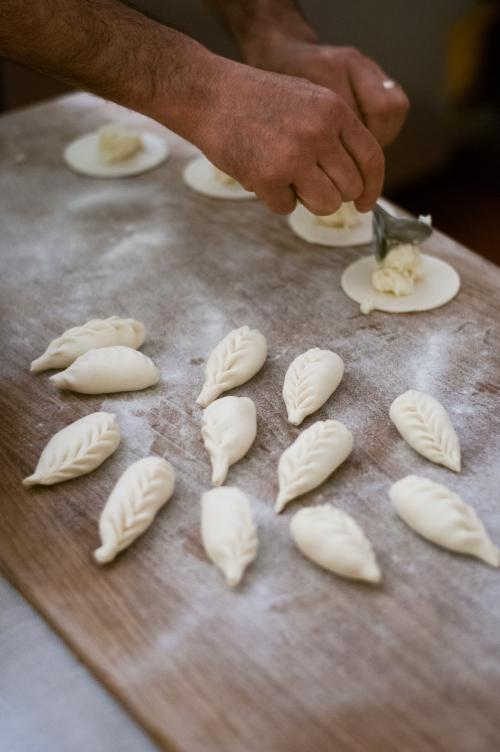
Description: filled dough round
341,254,460,313
288,202,372,247
183,155,256,200
287,198,396,247
64,131,169,178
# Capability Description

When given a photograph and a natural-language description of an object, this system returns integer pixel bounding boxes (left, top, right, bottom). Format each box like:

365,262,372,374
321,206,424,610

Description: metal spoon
373,203,432,261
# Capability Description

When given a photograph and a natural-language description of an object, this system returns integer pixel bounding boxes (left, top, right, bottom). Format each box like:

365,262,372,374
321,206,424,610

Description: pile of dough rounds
24,317,498,586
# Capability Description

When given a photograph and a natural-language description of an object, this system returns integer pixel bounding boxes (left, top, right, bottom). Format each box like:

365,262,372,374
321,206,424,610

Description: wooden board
1,94,500,752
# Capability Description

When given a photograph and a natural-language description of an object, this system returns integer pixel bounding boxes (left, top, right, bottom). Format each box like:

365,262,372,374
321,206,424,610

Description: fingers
254,99,383,215
254,181,297,215
320,144,364,203
339,107,385,211
348,58,410,147
293,165,342,216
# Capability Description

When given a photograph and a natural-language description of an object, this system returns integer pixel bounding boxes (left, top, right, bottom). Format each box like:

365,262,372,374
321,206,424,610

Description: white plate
183,156,256,200
64,132,169,178
341,254,460,313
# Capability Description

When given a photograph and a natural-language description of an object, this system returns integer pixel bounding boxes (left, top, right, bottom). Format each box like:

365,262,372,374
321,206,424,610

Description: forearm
0,0,218,141
209,0,317,65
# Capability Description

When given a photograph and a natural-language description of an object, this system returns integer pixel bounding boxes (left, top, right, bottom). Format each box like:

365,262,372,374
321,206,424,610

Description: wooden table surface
1,93,500,752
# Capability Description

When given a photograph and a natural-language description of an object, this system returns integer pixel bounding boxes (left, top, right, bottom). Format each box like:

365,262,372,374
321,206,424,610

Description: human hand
249,40,410,148
192,57,384,216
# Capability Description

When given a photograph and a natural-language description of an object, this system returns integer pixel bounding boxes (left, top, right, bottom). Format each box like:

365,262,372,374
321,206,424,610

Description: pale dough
315,202,362,229
94,457,175,564
275,419,353,513
23,412,120,486
341,253,460,313
50,345,160,394
97,123,143,164
64,127,169,178
201,396,257,485
30,316,145,372
372,245,423,296
282,348,344,426
290,504,381,583
183,155,256,200
390,475,499,567
197,325,267,407
201,486,258,587
390,390,460,472
287,199,395,247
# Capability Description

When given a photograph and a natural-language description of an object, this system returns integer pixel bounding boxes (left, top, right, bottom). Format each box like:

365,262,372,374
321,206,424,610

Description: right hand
193,58,384,216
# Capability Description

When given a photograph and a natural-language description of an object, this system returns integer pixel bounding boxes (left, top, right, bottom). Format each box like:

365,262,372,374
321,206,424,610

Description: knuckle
363,142,384,171
398,91,411,113
280,141,302,166
257,162,284,186
341,46,363,61
316,91,345,124
367,99,389,117
299,118,324,142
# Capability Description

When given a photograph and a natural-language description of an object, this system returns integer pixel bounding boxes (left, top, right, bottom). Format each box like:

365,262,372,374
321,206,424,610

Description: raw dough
275,419,353,513
360,299,375,315
64,126,169,178
183,155,256,200
212,166,239,186
50,345,160,394
372,245,423,296
201,486,258,587
390,390,460,472
31,316,145,372
23,412,120,486
315,202,362,229
390,475,499,567
97,123,143,164
201,396,257,485
94,456,175,564
282,348,344,425
290,504,381,583
288,201,372,247
341,253,460,313
197,325,267,407
288,198,396,247
419,214,432,226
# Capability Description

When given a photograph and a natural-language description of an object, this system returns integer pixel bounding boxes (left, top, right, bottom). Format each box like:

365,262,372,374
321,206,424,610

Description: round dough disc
341,254,460,313
183,155,256,200
64,132,169,178
287,198,395,247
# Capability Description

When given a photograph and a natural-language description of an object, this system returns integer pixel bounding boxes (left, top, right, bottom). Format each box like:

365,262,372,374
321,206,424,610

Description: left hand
249,40,410,148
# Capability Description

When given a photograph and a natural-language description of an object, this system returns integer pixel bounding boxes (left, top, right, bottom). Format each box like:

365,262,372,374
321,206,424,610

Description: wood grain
1,94,500,752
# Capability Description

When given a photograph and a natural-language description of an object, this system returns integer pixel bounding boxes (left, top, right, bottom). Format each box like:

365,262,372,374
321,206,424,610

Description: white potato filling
97,123,144,164
315,201,361,229
372,244,423,297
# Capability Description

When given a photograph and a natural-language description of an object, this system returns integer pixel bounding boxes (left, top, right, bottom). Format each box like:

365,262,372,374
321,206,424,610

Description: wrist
242,26,318,71
145,32,222,143
210,0,317,69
